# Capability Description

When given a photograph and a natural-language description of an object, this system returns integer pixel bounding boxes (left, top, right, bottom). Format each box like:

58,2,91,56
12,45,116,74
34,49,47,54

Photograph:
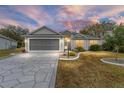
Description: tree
80,28,90,35
0,25,29,48
104,25,124,61
79,22,115,38
103,35,115,51
4,25,29,35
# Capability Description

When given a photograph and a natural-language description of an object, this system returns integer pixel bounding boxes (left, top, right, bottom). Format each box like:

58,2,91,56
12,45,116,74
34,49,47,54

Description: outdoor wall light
65,37,70,42
64,46,68,49
25,39,27,43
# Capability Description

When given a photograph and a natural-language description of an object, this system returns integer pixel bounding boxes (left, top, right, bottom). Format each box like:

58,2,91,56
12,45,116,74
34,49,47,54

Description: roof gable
29,26,60,35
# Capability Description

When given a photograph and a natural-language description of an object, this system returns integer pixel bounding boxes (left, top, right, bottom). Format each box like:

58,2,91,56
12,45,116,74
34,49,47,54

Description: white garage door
29,39,59,50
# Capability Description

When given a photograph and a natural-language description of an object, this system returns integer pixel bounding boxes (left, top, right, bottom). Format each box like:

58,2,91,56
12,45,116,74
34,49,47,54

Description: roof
0,34,17,42
60,30,72,35
61,30,100,40
73,33,100,40
26,26,100,40
28,26,62,35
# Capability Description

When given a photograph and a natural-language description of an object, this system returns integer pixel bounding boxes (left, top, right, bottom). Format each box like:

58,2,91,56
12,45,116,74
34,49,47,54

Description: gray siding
0,37,17,50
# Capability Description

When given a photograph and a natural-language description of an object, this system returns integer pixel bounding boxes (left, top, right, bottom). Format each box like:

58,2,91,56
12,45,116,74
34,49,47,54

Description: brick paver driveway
0,52,59,88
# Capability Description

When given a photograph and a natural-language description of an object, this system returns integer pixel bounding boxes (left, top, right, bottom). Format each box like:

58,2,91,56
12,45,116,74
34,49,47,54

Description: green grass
56,51,124,88
0,48,24,58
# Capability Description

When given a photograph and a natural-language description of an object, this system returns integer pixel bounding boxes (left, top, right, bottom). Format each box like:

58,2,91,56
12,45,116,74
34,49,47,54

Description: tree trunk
115,47,119,62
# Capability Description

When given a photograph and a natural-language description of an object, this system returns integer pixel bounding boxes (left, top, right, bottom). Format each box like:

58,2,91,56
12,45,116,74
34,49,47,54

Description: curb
100,58,124,67
59,52,80,61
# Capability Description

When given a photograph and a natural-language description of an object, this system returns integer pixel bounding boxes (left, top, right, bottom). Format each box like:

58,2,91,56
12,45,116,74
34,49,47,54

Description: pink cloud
56,6,99,31
110,15,124,25
87,16,100,24
60,19,95,31
57,5,92,21
15,6,52,27
0,18,36,31
0,13,36,31
0,19,20,26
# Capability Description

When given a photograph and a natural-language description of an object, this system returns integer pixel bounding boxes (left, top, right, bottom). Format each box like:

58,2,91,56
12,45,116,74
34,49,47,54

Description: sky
0,5,124,32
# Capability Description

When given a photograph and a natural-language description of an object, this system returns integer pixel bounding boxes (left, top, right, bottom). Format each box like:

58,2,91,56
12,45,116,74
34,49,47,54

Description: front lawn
0,48,24,58
56,51,124,88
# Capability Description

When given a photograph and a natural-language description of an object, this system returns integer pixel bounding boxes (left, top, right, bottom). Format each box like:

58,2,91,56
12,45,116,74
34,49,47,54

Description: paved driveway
0,52,59,88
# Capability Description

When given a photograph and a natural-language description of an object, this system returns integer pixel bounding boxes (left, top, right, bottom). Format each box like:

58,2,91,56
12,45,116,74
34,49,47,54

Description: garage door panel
30,39,59,50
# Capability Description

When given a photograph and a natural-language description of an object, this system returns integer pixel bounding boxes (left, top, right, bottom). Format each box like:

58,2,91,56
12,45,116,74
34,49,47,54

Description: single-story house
0,34,17,50
25,26,103,52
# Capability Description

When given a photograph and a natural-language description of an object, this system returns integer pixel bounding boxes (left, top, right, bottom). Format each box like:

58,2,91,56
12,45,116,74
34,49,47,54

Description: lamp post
66,38,70,58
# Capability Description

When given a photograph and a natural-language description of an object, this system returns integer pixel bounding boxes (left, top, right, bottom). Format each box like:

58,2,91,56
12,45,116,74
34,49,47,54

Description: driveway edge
49,56,59,88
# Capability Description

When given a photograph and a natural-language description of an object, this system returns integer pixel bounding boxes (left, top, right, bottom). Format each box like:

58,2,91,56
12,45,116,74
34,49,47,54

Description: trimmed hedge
89,44,101,51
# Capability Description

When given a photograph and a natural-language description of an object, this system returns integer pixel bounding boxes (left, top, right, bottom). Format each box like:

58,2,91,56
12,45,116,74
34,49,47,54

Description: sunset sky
0,5,124,32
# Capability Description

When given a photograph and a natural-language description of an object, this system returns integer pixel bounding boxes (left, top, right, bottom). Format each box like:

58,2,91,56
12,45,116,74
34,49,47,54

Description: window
89,40,98,45
75,40,84,47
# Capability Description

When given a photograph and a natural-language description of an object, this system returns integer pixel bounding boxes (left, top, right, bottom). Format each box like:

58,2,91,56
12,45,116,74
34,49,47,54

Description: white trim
27,37,62,52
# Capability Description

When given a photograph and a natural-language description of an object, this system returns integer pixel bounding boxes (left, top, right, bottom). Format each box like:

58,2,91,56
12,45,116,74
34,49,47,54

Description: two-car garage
29,39,59,51
25,26,64,52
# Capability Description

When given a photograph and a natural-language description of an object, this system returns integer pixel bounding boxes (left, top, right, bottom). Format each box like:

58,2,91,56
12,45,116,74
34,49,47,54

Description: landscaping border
101,58,124,67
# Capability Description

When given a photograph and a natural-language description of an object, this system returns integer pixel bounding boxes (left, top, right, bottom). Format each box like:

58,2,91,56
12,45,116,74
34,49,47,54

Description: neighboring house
25,26,103,52
0,34,17,50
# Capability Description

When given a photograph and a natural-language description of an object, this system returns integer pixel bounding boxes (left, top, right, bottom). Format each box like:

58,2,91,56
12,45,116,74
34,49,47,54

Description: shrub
119,46,124,53
75,47,85,52
89,44,101,51
102,42,114,51
69,51,76,56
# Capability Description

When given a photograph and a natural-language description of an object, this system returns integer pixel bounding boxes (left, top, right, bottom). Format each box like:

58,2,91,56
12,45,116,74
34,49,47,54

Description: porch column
71,40,76,50
98,39,103,45
60,38,64,52
25,37,29,52
84,40,89,50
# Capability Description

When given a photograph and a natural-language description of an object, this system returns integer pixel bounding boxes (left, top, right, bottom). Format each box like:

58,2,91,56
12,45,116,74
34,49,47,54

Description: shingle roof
60,30,72,35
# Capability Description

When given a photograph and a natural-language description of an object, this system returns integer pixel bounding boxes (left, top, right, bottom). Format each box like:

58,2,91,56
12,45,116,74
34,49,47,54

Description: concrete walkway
0,52,59,88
